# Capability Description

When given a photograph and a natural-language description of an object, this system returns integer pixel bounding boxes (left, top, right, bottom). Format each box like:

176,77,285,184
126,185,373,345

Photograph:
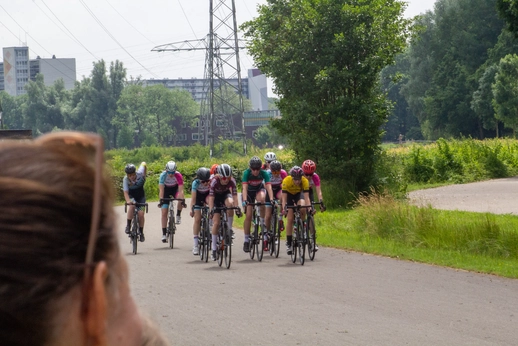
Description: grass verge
232,196,518,279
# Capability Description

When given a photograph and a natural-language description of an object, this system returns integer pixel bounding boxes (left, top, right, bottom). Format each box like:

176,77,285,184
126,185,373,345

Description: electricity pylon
152,0,246,157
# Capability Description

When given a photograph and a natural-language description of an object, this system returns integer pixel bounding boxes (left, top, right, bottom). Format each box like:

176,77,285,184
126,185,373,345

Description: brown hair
0,139,119,346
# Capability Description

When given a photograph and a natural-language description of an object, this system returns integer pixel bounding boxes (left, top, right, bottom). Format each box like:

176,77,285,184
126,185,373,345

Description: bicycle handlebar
124,202,149,213
159,197,185,204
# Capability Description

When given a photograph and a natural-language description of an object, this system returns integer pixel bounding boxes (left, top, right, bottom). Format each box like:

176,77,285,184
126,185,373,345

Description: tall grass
353,191,518,260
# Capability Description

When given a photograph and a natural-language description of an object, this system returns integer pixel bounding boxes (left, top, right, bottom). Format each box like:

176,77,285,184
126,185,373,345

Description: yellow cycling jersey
281,176,310,195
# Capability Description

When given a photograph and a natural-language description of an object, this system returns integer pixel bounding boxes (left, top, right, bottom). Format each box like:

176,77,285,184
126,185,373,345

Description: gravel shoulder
407,177,518,215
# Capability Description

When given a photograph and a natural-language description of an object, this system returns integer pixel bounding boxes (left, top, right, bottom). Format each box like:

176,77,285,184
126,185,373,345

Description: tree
492,54,518,136
496,0,518,36
242,0,412,191
471,64,500,136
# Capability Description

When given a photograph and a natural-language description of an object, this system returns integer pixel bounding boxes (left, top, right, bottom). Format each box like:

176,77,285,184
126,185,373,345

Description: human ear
84,261,109,346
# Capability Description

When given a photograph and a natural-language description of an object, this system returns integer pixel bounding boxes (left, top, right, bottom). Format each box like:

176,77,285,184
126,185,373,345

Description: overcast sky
0,0,436,93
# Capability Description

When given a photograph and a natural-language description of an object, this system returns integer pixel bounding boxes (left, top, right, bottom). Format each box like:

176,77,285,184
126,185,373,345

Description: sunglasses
201,180,210,183
271,170,280,174
251,168,260,171
220,176,230,180
35,131,103,313
167,171,175,175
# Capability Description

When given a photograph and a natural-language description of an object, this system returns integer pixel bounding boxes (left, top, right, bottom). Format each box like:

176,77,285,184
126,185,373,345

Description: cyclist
158,161,186,243
242,156,275,252
262,151,276,170
189,167,211,255
123,162,147,242
208,164,242,261
281,166,311,255
210,163,219,177
302,159,327,212
301,159,326,252
268,160,288,231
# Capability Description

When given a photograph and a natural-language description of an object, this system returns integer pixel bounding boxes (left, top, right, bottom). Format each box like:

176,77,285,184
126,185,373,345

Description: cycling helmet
196,167,211,181
290,166,304,179
125,163,136,174
217,163,232,178
165,161,177,172
249,156,262,170
302,159,316,175
210,163,219,175
270,160,282,172
264,152,276,162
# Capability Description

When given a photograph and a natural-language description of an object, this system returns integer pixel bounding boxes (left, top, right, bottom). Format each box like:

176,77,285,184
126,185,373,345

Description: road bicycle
198,205,211,262
268,199,283,258
286,204,312,265
213,206,241,269
159,197,186,249
306,201,323,261
124,202,148,255
245,202,267,261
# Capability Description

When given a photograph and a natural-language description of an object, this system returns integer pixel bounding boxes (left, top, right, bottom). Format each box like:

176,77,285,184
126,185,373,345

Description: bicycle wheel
250,221,257,260
269,212,277,256
290,236,297,263
168,208,175,249
257,223,264,262
297,219,305,265
307,215,316,261
199,218,206,261
217,226,224,267
224,227,232,269
131,218,138,255
274,217,281,258
204,227,211,263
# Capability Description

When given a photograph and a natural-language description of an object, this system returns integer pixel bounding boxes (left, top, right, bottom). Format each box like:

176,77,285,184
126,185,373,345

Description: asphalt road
118,181,518,345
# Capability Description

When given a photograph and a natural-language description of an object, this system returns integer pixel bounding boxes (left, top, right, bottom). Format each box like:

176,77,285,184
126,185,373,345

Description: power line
76,0,158,78
39,0,99,60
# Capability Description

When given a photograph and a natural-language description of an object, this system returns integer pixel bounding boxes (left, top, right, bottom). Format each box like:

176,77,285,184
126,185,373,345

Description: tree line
0,59,254,149
381,0,518,142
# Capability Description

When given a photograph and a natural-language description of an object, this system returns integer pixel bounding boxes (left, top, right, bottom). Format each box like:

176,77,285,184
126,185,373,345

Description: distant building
247,69,268,111
143,77,250,104
2,47,30,96
1,46,76,96
30,56,76,89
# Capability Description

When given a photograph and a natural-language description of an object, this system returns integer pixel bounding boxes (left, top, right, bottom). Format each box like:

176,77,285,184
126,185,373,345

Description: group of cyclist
122,152,326,261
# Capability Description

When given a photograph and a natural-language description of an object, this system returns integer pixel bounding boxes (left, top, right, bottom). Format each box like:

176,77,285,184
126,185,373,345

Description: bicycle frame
124,202,148,255
160,197,185,249
286,204,312,265
246,202,266,261
198,205,211,262
214,206,240,269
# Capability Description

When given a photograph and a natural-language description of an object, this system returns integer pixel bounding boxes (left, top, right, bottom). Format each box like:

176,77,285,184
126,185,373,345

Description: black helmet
249,156,262,170
289,166,303,179
196,167,210,181
217,163,232,178
125,163,136,174
270,160,282,172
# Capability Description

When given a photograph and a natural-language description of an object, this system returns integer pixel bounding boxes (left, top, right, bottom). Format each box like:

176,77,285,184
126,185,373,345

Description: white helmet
217,163,232,177
264,152,276,162
165,161,177,172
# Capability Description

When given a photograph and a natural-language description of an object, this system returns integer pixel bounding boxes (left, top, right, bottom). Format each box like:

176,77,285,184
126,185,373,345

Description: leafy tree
492,54,518,136
471,65,500,136
0,91,25,129
496,0,518,36
381,52,422,141
402,0,505,139
242,0,412,190
254,123,285,147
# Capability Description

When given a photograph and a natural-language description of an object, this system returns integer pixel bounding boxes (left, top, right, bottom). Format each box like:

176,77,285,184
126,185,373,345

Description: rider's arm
123,190,132,204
